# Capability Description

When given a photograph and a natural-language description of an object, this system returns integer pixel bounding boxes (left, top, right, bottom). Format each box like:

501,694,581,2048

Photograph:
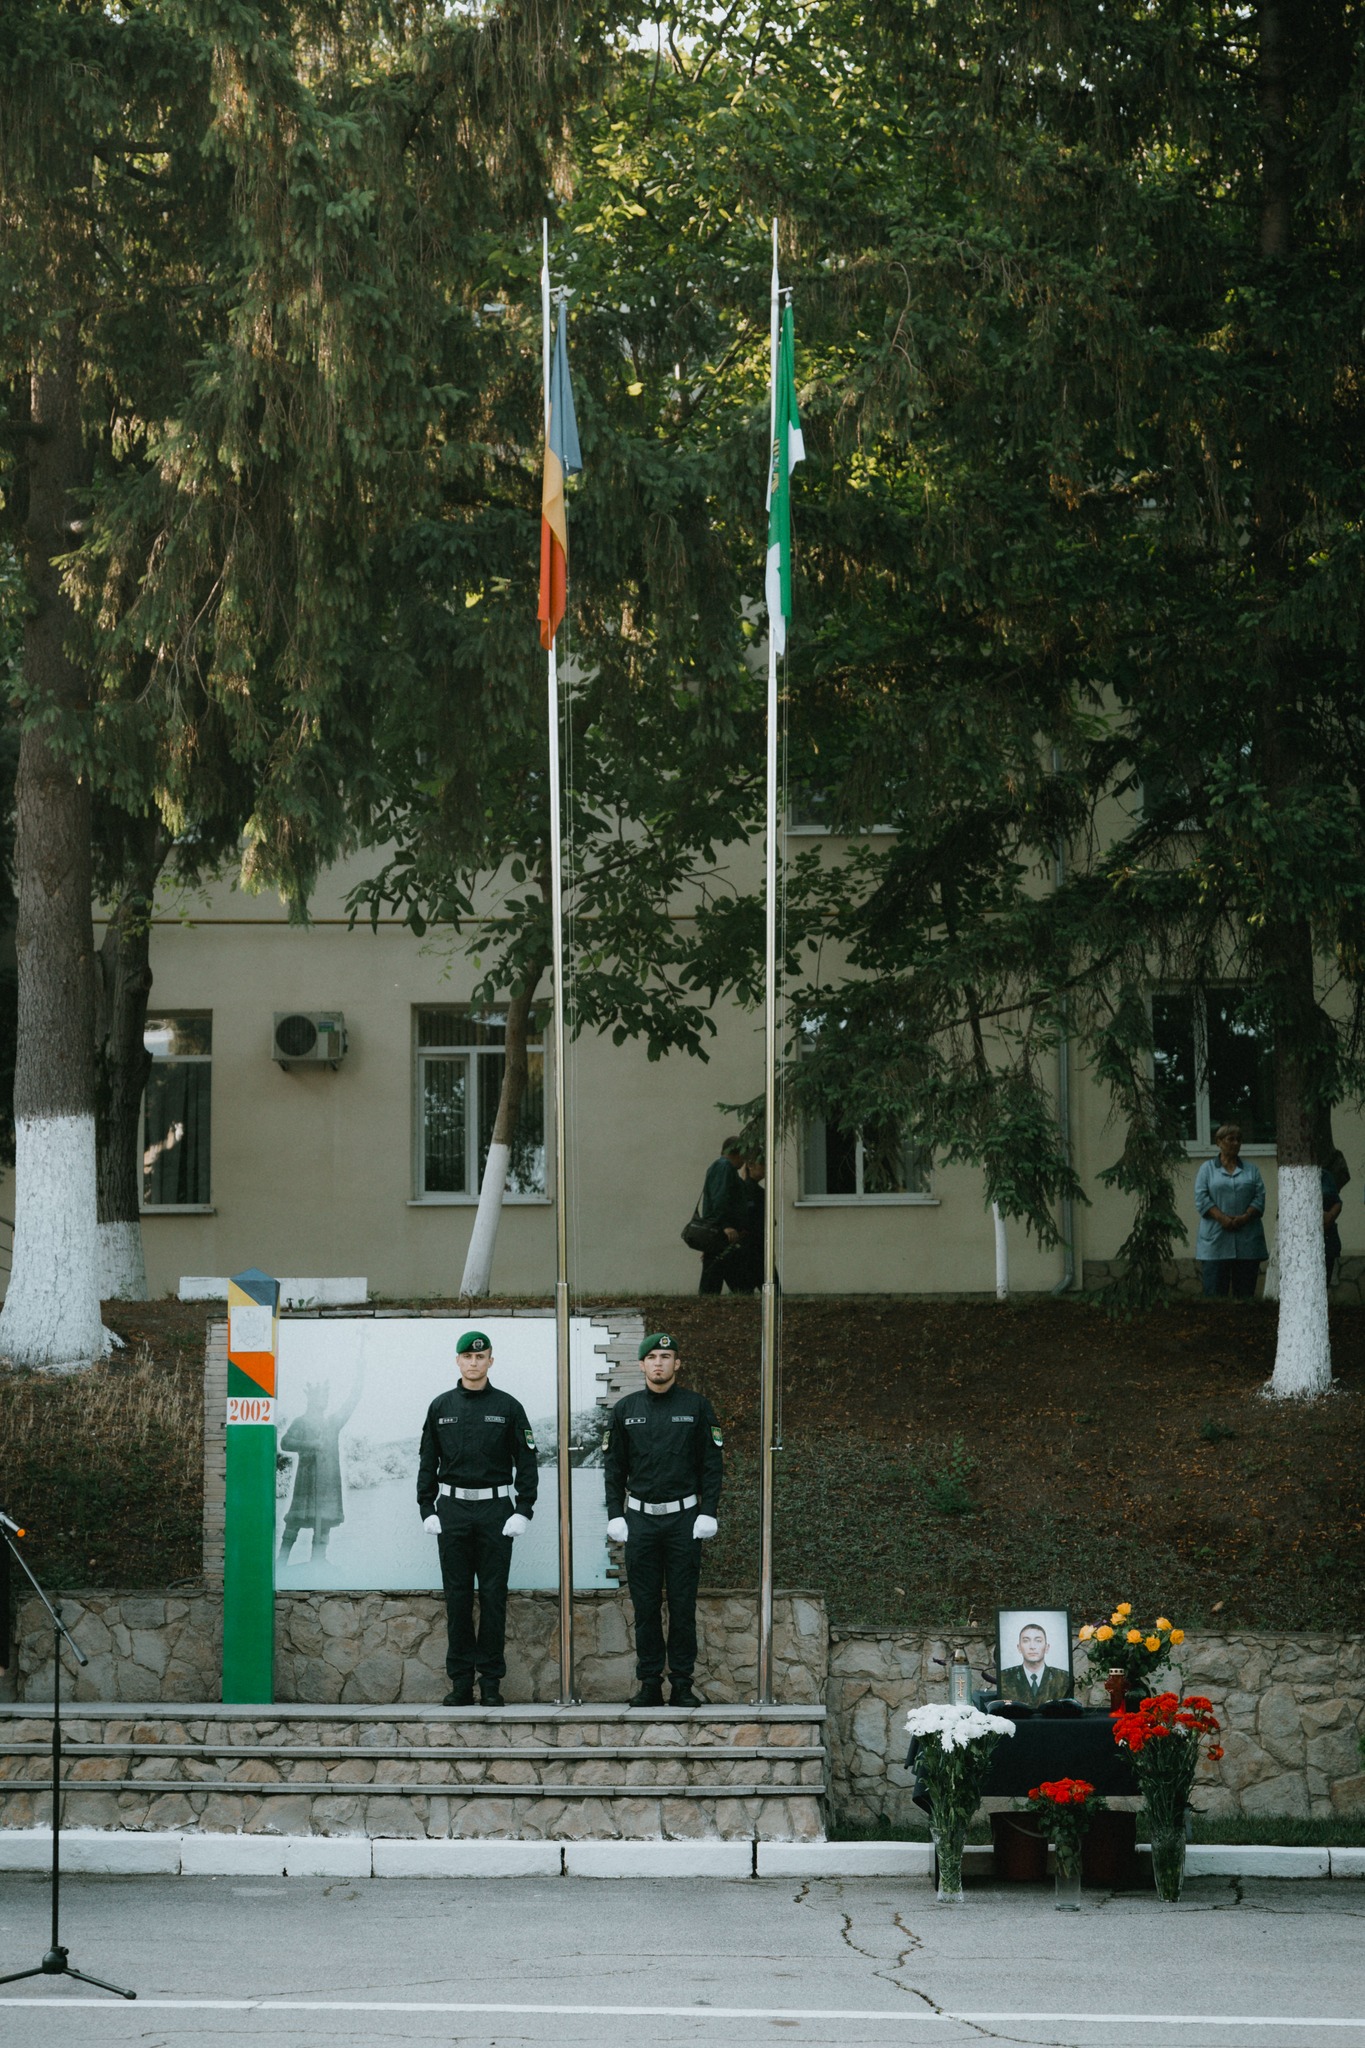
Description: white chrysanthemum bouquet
904,1703,1014,1901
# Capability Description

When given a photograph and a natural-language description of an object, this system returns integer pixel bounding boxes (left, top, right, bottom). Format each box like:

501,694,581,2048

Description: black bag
681,1206,727,1258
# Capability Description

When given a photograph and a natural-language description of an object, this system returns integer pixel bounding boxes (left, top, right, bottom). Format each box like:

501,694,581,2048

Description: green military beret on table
638,1332,679,1359
456,1330,492,1355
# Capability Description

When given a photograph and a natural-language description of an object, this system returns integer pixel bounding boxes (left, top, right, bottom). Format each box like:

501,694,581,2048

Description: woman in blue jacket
1195,1122,1268,1298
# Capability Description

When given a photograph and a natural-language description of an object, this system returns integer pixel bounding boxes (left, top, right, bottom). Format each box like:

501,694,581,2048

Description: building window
786,781,894,836
1152,989,1276,1150
142,1014,212,1208
800,1107,931,1203
414,1009,547,1200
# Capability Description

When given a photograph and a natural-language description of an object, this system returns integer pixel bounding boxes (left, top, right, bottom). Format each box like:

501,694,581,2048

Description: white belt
626,1493,698,1516
438,1483,513,1501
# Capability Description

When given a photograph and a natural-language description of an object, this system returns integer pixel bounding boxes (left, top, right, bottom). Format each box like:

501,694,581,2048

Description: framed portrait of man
995,1608,1073,1705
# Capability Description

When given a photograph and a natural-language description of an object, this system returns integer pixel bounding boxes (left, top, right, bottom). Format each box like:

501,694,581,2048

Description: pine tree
0,0,596,1354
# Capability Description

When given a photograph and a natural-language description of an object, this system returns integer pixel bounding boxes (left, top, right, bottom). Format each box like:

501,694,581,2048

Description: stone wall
15,1595,1361,1825
13,1589,828,1709
828,1628,1365,1828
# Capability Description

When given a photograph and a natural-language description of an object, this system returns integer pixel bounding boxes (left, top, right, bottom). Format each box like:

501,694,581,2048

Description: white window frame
786,795,896,837
1151,987,1277,1158
796,1108,936,1207
411,1008,551,1205
140,1012,215,1214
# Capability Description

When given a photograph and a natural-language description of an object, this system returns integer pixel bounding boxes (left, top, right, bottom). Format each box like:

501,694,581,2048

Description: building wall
4,847,1359,1300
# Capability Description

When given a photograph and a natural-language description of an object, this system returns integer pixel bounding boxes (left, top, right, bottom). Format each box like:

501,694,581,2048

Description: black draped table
907,1710,1139,1809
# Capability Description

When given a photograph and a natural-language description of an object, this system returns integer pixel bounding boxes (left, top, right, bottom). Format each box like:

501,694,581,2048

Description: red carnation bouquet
1026,1777,1105,1877
1112,1692,1223,1843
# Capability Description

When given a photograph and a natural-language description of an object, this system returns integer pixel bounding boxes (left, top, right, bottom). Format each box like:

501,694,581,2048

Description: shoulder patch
711,1426,724,1446
524,1428,536,1450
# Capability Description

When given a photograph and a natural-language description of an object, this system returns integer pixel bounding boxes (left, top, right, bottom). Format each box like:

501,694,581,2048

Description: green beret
456,1330,492,1356
638,1332,679,1360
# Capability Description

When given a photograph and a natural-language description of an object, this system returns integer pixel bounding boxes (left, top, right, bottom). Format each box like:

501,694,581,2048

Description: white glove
693,1514,718,1541
422,1513,441,1534
605,1517,628,1544
502,1513,529,1537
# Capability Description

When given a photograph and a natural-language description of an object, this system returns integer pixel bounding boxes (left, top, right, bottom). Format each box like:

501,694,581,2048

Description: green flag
765,291,804,657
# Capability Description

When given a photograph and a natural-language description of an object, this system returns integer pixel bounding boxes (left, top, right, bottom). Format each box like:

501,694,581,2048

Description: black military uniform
604,1335,724,1700
417,1333,538,1703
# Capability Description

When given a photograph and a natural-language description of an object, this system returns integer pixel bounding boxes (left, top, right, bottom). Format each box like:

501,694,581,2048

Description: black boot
669,1682,702,1708
479,1682,506,1707
443,1685,474,1707
630,1680,665,1708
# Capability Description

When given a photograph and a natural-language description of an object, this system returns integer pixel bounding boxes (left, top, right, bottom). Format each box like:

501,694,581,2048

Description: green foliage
920,1435,976,1519
666,0,1365,1292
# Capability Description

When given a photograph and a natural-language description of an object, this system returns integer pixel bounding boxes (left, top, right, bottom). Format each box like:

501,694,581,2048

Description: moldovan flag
538,305,583,651
765,274,804,658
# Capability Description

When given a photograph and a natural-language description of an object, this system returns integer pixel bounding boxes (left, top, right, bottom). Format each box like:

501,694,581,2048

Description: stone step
0,1702,828,1843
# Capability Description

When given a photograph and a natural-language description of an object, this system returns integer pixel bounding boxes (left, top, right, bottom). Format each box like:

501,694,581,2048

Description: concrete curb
372,1840,561,1878
563,1840,753,1878
757,1841,933,1878
0,1829,181,1874
0,1831,1357,1879
1182,1843,1330,1879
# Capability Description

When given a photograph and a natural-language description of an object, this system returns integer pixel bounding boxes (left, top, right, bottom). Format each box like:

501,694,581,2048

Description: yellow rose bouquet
1075,1605,1184,1693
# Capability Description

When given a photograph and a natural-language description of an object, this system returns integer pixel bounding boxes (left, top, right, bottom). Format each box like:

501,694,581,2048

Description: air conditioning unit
273,1011,348,1068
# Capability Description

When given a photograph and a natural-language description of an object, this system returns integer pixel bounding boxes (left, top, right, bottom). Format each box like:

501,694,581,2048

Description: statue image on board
277,1365,363,1564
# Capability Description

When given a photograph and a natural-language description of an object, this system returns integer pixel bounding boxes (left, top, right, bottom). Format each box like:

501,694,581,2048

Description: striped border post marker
222,1268,280,1703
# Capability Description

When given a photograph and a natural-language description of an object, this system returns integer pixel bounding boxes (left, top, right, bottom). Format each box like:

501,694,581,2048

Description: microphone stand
0,1516,135,1999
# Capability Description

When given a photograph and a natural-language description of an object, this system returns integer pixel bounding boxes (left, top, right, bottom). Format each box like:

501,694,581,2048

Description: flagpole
757,219,781,1707
544,219,576,1704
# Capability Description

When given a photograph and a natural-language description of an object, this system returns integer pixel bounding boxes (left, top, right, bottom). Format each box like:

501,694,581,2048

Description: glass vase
1054,1854,1082,1911
932,1822,967,1904
1150,1827,1186,1904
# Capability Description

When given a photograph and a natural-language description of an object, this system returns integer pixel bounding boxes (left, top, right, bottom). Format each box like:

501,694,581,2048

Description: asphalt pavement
0,1872,1362,2048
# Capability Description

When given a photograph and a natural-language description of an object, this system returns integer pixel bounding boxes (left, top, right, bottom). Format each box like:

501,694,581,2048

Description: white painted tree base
0,1113,105,1370
992,1201,1009,1301
459,1141,511,1298
1265,1163,1332,1399
98,1218,148,1301
1262,1237,1280,1301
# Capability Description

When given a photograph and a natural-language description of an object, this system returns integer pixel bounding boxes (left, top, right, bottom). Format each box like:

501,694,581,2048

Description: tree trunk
1252,3,1330,1398
1265,922,1330,1396
991,1200,1009,1301
458,980,542,1298
94,821,169,1300
0,330,104,1368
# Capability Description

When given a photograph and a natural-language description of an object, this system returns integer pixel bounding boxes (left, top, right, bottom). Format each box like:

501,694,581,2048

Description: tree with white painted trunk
459,979,546,1299
0,335,105,1368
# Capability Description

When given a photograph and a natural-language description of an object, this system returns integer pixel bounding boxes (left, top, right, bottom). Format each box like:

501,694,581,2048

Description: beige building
40,844,1365,1301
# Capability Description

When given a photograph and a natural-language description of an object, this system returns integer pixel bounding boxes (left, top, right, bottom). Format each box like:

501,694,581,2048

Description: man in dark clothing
417,1330,539,1706
603,1333,724,1708
698,1137,750,1295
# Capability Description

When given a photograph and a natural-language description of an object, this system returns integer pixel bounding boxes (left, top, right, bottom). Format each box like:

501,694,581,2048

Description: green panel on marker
223,1424,277,1701
222,1268,279,1704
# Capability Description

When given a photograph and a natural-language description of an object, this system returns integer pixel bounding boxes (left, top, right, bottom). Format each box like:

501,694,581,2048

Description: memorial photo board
994,1607,1073,1705
272,1316,610,1591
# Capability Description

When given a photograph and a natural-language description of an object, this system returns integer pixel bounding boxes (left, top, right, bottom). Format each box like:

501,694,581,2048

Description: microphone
0,1508,26,1537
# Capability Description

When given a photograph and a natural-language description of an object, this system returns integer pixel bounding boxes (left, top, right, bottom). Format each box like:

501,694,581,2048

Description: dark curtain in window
143,1064,211,1206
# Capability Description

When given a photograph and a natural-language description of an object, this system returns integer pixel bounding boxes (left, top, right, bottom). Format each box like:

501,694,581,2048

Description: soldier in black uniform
603,1332,724,1708
417,1330,539,1706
